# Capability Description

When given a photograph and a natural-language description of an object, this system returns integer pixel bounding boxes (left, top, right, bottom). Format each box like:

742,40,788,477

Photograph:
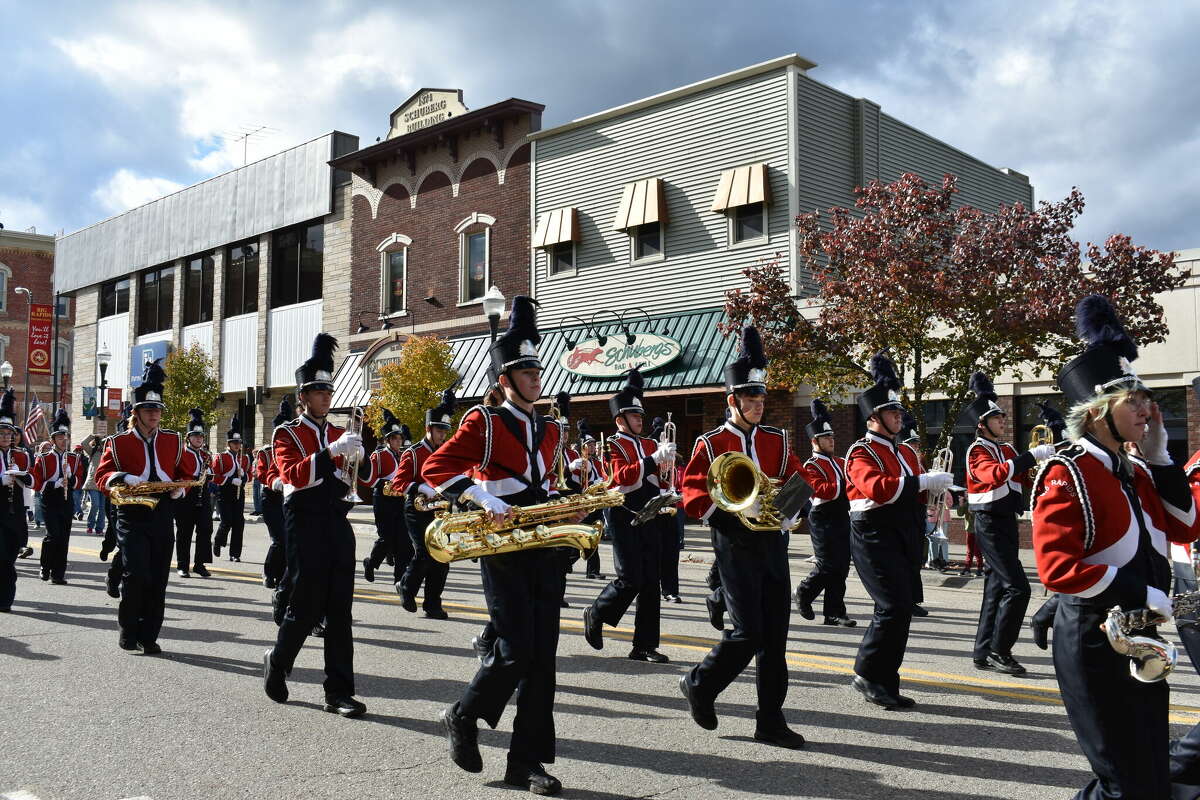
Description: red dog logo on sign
567,347,604,369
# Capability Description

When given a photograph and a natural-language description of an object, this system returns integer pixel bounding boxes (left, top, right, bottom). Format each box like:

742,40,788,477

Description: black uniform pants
460,547,561,764
262,489,286,585
116,500,175,644
272,500,356,698
0,504,27,608
972,510,1031,659
798,509,851,619
39,493,73,580
591,507,662,650
368,493,412,584
659,510,682,596
173,489,212,570
400,503,447,609
214,484,245,558
1170,624,1200,798
850,515,916,695
685,516,791,728
1054,593,1169,799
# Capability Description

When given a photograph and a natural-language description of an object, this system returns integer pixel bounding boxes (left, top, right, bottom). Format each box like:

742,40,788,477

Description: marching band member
846,353,953,709
98,403,131,597
1029,400,1068,650
32,409,84,584
650,416,684,605
794,399,855,627
396,389,456,618
262,333,368,717
261,399,293,592
423,296,570,795
211,417,249,562
898,413,935,610
1032,295,1198,798
360,412,413,587
678,326,806,749
0,389,32,611
963,371,1054,675
570,420,605,580
95,360,188,654
581,368,672,663
174,409,213,578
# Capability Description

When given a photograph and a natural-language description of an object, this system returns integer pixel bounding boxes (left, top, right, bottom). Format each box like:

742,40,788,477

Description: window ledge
727,235,769,251
456,298,484,309
378,310,410,320
546,268,578,279
631,253,666,266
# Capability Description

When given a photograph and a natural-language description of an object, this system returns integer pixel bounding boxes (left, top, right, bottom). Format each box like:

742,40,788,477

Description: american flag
23,395,45,443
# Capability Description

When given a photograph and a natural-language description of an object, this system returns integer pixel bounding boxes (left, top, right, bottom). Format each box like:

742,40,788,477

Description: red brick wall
0,245,75,414
349,145,531,330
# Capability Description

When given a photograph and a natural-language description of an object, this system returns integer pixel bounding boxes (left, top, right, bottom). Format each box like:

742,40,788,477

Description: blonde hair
1065,388,1144,441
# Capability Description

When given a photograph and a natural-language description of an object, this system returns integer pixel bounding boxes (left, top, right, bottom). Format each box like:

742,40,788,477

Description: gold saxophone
707,451,783,531
1101,591,1200,683
110,479,207,509
424,483,625,564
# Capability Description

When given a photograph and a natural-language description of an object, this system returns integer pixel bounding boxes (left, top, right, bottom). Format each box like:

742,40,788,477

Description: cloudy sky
2,1,1197,252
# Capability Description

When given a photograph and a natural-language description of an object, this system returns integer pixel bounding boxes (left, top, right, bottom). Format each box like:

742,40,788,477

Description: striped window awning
531,207,578,248
612,178,669,231
710,163,771,212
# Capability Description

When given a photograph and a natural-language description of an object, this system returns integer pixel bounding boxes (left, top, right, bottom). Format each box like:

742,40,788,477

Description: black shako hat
226,415,242,443
724,326,768,396
490,296,542,375
554,391,571,421
296,333,338,393
133,359,167,410
962,371,1005,428
116,401,132,432
272,398,294,429
426,385,457,429
1058,295,1147,406
50,408,70,436
379,408,406,440
609,368,645,418
650,416,665,440
856,353,905,419
577,419,596,443
186,408,206,436
805,399,834,440
0,388,17,431
1037,400,1067,441
900,411,920,443
399,424,412,446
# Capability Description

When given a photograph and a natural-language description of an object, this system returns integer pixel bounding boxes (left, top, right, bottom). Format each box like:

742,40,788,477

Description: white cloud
0,194,57,236
92,169,185,216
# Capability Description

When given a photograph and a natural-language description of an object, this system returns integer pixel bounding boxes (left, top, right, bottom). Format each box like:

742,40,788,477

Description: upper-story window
136,265,173,336
711,163,770,247
224,240,259,318
377,234,411,316
613,178,668,264
55,294,71,318
532,207,578,277
100,277,130,319
271,221,323,309
0,263,9,312
631,222,663,262
455,213,496,304
731,202,766,244
182,252,214,326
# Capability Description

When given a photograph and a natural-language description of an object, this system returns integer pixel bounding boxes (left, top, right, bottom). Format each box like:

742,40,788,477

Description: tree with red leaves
723,172,1186,450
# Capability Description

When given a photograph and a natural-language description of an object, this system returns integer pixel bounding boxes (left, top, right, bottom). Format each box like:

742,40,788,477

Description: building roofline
0,229,56,249
529,54,817,141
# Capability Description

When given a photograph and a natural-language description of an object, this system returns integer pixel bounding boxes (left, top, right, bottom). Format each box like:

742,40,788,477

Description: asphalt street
3,508,1199,800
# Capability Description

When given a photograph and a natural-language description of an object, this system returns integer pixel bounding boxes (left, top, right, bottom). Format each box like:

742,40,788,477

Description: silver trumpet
340,407,365,505
1102,591,1200,683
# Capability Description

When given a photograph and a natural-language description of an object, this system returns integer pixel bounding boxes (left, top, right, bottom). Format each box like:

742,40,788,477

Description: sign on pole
27,303,53,375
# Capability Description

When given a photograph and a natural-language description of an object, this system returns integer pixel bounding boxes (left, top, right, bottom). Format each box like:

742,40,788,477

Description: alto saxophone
1102,590,1200,683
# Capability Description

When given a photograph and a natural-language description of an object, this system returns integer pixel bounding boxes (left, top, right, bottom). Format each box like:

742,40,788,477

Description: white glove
1,473,11,487
271,478,283,492
329,434,364,462
123,474,145,487
1030,444,1057,461
461,484,511,517
652,441,677,465
745,499,762,520
781,514,802,532
231,477,243,487
569,458,586,472
1147,585,1174,619
418,483,438,498
169,487,185,500
1142,419,1171,465
918,472,954,494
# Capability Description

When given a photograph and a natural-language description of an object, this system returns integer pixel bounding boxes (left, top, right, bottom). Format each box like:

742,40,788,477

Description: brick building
0,228,75,426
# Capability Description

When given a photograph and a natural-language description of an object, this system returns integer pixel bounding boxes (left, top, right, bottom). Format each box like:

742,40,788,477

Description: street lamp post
482,285,506,343
13,287,32,424
0,361,12,391
96,343,112,435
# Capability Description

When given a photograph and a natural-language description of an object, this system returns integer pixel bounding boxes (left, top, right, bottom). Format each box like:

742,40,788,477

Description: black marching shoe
362,557,375,583
794,589,815,621
50,576,68,585
705,593,724,630
823,616,857,627
323,696,367,718
193,564,210,577
139,641,162,655
852,674,909,710
440,702,483,773
40,567,49,581
559,598,569,608
229,555,241,563
504,758,562,796
678,675,717,730
911,604,929,618
213,542,221,557
973,657,990,671
400,594,418,613
629,647,670,663
985,652,1027,676
106,572,121,599
118,633,139,651
263,649,288,703
312,622,326,638
178,569,190,578
424,606,449,620
754,724,806,750
98,545,111,561
18,546,33,559
262,575,275,588
271,591,287,626
582,605,603,650
470,635,490,663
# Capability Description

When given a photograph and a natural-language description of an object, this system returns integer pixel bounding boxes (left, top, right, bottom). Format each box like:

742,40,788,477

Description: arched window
377,233,411,316
454,213,496,304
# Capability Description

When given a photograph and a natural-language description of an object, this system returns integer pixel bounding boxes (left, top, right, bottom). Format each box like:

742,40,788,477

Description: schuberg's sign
560,333,683,378
388,89,469,138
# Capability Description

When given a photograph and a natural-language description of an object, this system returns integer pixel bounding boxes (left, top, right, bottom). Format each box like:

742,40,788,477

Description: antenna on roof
218,124,280,166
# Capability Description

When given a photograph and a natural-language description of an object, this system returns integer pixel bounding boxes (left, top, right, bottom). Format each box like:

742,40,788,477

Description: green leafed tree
161,343,223,435
365,335,461,438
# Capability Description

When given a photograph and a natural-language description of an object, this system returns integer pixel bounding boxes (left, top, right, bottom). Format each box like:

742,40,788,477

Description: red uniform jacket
0,447,33,491
803,453,848,510
96,427,185,494
608,432,663,511
211,449,250,487
681,421,803,522
421,401,561,504
361,446,404,490
31,449,86,494
272,414,352,503
966,437,1034,513
392,439,435,497
252,448,270,483
178,446,210,481
1032,436,1198,599
845,430,924,522
570,453,603,492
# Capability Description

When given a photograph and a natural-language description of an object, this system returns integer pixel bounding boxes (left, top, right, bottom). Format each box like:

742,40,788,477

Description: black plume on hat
554,391,571,420
379,407,406,440
650,416,665,439
272,398,294,428
969,371,997,401
857,352,905,419
869,353,901,391
1076,295,1138,361
399,424,412,444
900,411,919,439
296,333,339,391
0,388,16,429
1037,400,1067,435
609,367,646,418
490,295,543,375
426,383,458,429
51,408,70,434
724,326,769,395
577,419,595,442
805,398,834,440
962,370,1005,427
226,415,242,441
133,358,168,409
187,408,205,435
